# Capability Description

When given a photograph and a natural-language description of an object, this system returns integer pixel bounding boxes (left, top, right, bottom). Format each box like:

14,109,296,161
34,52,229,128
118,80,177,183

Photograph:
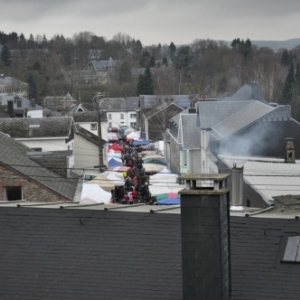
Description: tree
1,44,12,66
281,49,293,66
136,66,154,95
169,42,176,61
117,60,132,84
291,63,300,121
27,73,37,100
281,62,294,105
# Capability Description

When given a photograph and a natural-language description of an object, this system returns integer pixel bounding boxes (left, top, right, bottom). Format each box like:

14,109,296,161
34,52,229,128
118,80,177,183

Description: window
31,148,42,152
108,114,112,120
182,150,187,166
282,236,300,263
130,113,136,118
108,122,112,128
120,114,124,119
91,123,97,131
130,122,136,128
5,186,22,201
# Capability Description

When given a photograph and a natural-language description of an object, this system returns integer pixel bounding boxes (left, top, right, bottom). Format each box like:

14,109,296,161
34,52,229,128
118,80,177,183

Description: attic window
90,123,97,131
282,236,300,263
5,186,22,201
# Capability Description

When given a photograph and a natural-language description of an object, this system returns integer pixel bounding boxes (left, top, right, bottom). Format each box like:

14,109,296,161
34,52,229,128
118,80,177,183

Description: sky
2,0,300,46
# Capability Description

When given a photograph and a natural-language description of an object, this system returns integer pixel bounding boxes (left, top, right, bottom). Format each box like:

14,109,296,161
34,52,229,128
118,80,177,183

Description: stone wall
0,165,67,202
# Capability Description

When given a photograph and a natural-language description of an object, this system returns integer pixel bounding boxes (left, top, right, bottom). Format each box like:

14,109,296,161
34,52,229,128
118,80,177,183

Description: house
0,131,76,202
165,84,298,176
0,94,43,118
99,97,139,130
0,117,75,175
67,58,119,85
72,111,108,173
0,74,28,97
43,93,77,113
1,173,300,299
137,94,198,141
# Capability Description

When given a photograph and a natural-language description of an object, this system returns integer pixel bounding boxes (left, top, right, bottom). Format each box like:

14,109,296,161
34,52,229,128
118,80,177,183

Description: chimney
188,101,196,114
230,163,244,211
179,173,231,300
285,138,295,163
251,81,259,100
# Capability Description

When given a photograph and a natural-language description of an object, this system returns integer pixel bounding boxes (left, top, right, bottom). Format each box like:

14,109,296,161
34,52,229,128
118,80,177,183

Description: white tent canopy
80,183,112,204
126,131,141,140
149,184,185,196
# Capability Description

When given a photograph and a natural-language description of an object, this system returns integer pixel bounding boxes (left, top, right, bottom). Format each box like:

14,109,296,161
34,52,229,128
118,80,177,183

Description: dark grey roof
0,117,73,138
100,98,126,111
195,100,253,129
181,114,201,149
0,95,42,110
88,58,116,72
75,124,105,146
0,132,76,199
72,111,98,122
67,103,90,114
140,95,198,110
0,76,27,88
125,97,139,111
212,101,275,138
223,83,269,104
0,207,182,300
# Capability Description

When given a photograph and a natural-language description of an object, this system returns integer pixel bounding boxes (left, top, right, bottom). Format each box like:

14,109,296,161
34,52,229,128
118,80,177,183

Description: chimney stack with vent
285,138,295,164
230,163,244,211
179,173,231,300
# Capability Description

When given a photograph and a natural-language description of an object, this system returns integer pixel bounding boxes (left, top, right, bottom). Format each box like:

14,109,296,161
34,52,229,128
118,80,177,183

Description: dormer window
282,236,300,263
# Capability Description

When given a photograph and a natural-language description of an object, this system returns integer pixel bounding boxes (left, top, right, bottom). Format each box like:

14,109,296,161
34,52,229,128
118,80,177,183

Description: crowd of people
114,139,153,204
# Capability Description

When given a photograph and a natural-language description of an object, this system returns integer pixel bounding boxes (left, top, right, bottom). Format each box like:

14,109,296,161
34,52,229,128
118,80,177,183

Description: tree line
1,31,300,120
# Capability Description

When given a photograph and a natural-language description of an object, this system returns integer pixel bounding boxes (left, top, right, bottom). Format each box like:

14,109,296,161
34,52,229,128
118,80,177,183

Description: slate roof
0,206,182,300
1,202,300,299
0,76,27,88
72,111,98,122
125,96,139,111
195,100,253,129
223,83,268,104
0,117,73,138
181,114,201,149
0,132,76,200
140,95,197,110
212,101,275,138
87,58,116,72
0,95,42,110
100,97,126,111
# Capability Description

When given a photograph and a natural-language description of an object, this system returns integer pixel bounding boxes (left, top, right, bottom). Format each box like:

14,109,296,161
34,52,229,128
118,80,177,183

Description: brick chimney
285,138,295,164
179,173,231,300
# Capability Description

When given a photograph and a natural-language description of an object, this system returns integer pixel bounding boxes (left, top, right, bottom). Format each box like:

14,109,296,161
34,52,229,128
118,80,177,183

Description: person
132,188,138,202
128,190,133,204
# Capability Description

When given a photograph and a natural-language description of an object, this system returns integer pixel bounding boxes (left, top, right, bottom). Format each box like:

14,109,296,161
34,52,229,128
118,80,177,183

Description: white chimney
230,163,244,211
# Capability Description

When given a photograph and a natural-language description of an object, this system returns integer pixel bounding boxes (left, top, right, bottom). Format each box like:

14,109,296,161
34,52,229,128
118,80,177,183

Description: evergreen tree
1,44,11,66
148,56,155,68
281,62,294,105
291,63,300,121
142,66,154,95
169,42,176,61
28,73,37,100
137,74,144,95
281,49,293,66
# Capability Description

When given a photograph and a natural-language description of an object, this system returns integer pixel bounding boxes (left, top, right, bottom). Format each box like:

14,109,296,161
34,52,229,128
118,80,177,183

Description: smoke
218,121,285,158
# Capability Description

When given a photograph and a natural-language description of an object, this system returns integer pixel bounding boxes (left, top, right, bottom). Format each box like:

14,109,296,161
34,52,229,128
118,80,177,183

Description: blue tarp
108,158,123,167
132,140,150,146
158,198,181,205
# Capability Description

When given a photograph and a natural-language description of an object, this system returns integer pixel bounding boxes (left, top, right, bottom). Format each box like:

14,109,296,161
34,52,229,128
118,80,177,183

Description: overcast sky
2,0,300,45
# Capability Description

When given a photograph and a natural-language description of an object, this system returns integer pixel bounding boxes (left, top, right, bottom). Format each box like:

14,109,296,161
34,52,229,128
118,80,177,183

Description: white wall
27,109,43,118
16,138,73,152
106,111,137,129
73,133,99,170
77,122,108,142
